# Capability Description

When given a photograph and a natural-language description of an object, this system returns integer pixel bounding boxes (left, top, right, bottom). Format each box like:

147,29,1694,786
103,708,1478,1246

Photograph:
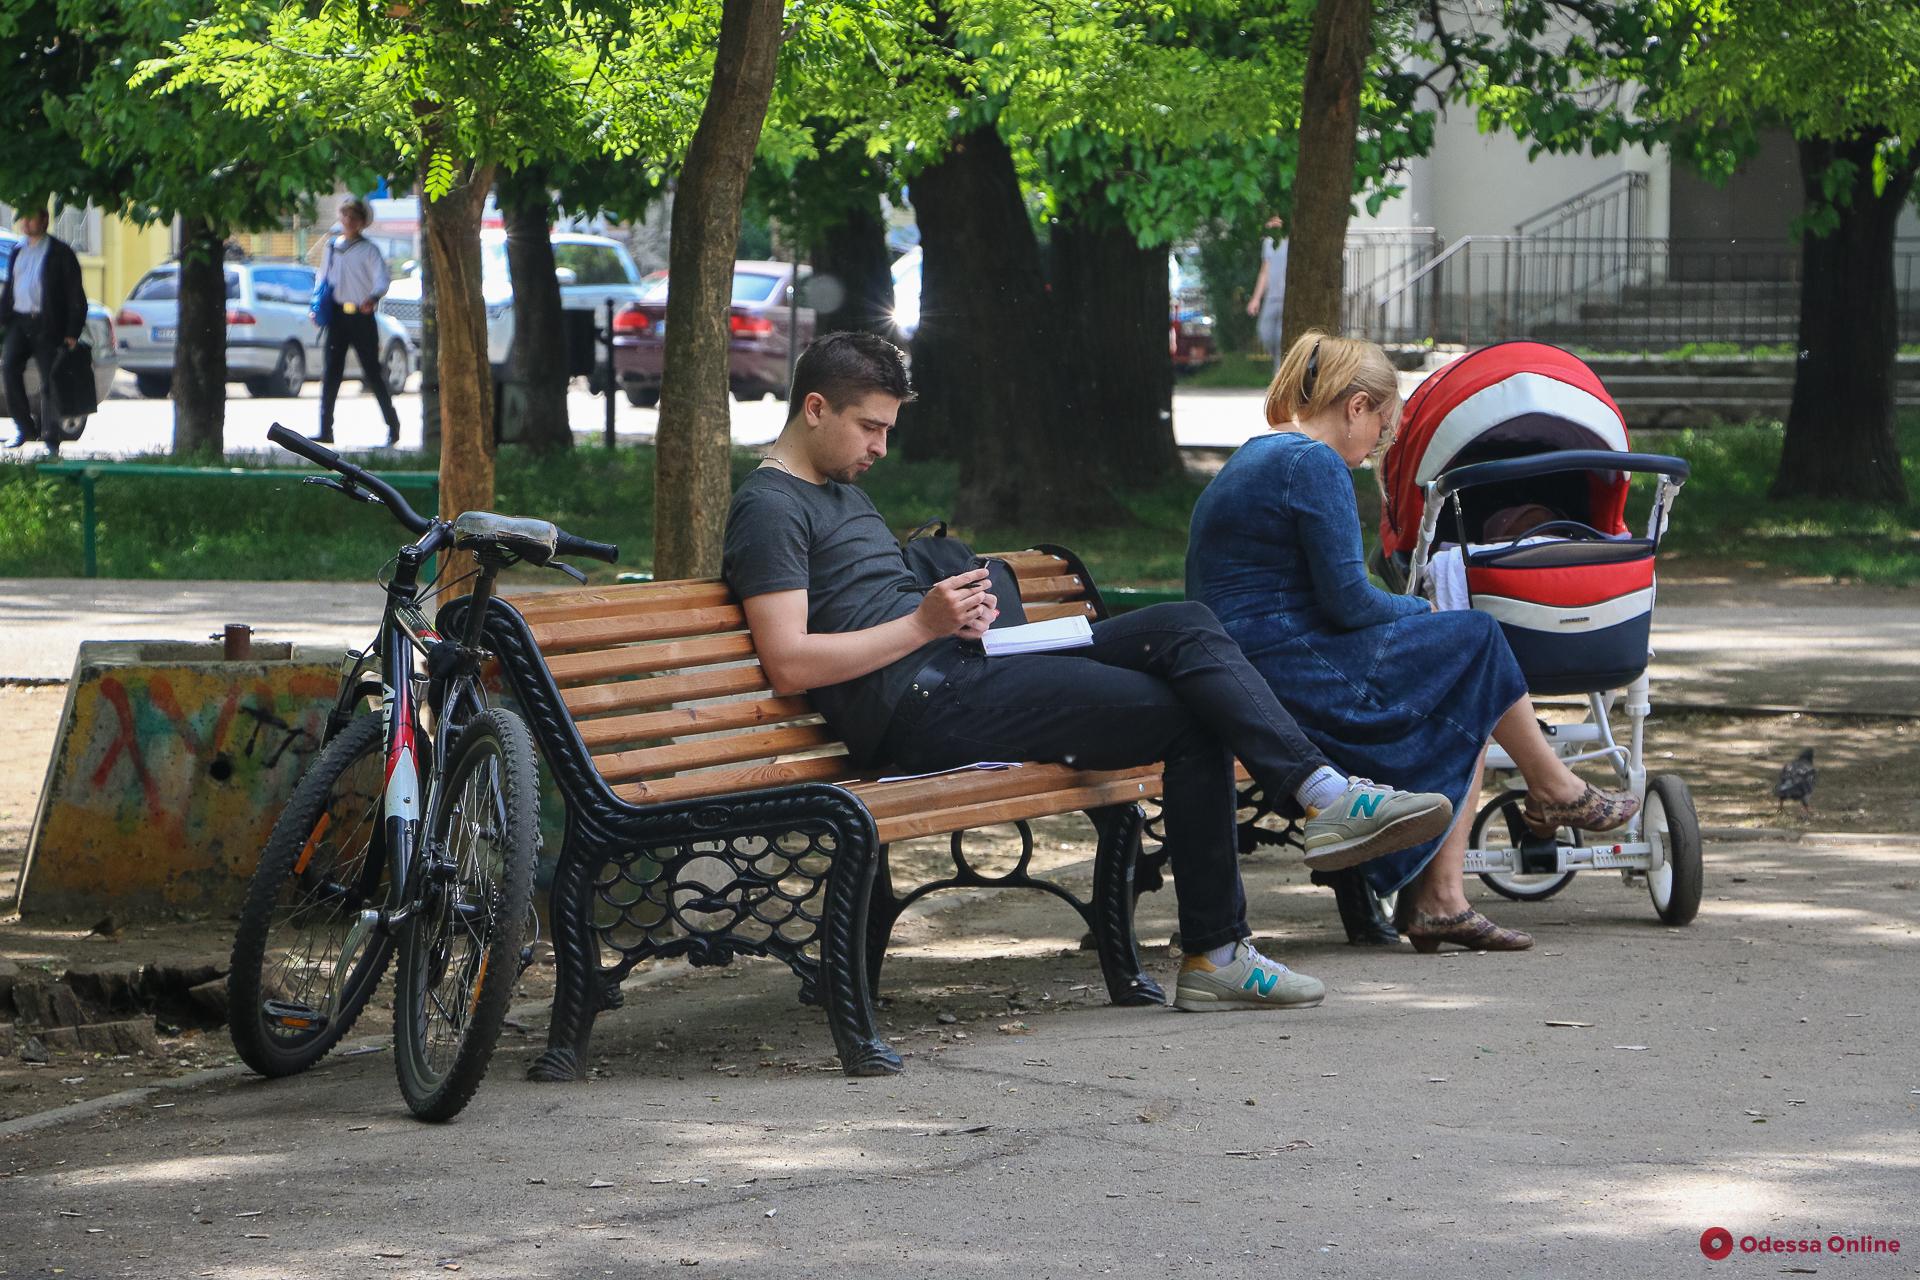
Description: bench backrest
503,550,1102,807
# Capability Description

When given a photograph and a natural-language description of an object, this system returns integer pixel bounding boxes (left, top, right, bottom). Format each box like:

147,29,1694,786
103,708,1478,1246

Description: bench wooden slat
531,605,747,654
996,551,1072,576
872,776,1162,843
507,580,734,625
563,665,771,719
593,724,839,783
575,695,818,750
610,753,854,805
1025,600,1100,623
1014,574,1090,601
848,762,1159,819
546,634,760,687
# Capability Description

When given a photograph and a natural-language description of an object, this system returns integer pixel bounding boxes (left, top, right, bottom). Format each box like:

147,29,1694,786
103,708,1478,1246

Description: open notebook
981,615,1094,657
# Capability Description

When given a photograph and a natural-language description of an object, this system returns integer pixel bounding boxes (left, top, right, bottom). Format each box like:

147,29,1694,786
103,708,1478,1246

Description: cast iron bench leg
528,814,609,1083
1089,803,1165,1006
820,824,903,1076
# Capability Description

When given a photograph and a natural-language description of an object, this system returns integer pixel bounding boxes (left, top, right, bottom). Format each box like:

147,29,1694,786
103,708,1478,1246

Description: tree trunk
1775,134,1913,504
653,0,784,579
810,195,895,337
172,219,227,456
502,186,572,452
1052,209,1180,490
1280,0,1372,355
905,126,1106,525
424,162,497,527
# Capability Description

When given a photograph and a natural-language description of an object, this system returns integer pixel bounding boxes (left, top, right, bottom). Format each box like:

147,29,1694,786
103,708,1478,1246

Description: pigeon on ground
1773,747,1816,816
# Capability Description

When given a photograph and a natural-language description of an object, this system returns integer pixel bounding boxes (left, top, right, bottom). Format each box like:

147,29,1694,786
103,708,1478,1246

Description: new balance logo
1349,792,1382,819
1242,968,1280,996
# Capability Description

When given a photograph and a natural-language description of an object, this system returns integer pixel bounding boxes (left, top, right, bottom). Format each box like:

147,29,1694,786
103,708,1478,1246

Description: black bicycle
227,423,616,1121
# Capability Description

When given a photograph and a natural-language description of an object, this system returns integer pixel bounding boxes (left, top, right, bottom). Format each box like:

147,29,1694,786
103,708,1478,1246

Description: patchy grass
1642,415,1920,586
0,446,1205,588
1177,354,1274,390
3,413,1913,588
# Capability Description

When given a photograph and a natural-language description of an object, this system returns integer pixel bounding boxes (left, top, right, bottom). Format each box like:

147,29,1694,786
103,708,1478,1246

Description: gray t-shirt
721,467,946,764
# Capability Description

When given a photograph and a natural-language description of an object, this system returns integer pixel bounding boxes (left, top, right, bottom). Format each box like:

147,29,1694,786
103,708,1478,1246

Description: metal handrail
1513,171,1649,238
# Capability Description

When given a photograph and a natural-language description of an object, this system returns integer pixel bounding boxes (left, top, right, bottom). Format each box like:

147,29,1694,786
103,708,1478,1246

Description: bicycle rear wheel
393,708,538,1121
229,714,395,1077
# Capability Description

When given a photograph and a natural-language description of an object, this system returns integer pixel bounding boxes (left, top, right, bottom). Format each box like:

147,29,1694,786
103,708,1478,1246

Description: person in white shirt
315,197,401,445
2,204,88,450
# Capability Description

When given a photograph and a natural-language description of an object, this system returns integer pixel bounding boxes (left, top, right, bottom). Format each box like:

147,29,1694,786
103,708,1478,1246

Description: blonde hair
1263,329,1399,429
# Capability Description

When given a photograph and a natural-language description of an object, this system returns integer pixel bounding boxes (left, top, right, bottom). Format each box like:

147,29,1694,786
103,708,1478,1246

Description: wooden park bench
443,548,1185,1081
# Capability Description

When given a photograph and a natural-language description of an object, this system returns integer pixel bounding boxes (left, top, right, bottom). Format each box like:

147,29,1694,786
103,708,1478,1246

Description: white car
379,231,646,382
116,260,411,399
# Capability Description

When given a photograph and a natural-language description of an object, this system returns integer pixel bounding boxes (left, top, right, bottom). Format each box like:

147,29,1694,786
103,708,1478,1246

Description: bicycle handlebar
555,532,619,565
268,422,621,564
268,423,433,535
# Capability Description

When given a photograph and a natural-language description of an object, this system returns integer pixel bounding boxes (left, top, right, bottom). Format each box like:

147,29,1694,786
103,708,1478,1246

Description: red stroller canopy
1380,342,1631,556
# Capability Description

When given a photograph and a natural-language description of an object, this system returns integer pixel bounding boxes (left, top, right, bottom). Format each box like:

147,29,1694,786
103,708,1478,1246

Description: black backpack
900,520,1028,629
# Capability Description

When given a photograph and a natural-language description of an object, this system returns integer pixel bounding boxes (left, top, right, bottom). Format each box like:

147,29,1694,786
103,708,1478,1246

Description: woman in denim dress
1186,332,1637,951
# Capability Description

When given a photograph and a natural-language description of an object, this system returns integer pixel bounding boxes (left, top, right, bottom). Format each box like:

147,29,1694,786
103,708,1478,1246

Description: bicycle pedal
263,1000,330,1032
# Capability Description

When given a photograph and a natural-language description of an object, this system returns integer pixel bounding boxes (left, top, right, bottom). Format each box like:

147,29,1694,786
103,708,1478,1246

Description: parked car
1168,250,1216,372
0,231,119,442
116,260,410,399
379,230,646,384
886,245,1216,368
610,261,816,407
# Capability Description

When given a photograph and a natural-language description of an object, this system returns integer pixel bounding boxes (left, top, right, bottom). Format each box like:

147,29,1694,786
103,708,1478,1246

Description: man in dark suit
2,203,89,449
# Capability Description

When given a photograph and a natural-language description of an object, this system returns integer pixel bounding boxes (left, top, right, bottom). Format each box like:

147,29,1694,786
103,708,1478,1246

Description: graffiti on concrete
20,653,343,920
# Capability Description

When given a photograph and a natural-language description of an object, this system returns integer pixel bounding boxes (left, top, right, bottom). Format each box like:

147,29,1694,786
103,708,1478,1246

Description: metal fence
1349,236,1920,349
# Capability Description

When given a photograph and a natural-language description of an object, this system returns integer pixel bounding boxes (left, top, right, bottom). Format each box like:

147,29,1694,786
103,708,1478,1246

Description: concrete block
18,640,346,921
13,979,87,1030
185,978,229,1022
64,963,146,1014
75,1018,163,1057
38,1027,79,1054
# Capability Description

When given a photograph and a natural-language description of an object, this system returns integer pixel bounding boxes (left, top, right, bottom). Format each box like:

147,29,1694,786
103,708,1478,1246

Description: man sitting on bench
721,332,1452,1010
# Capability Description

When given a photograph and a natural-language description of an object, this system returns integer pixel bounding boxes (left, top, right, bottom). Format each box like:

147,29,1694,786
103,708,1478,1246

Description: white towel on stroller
1425,539,1557,612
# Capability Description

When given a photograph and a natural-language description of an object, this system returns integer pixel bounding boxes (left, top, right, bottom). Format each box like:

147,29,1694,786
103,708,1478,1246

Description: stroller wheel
1471,791,1577,902
1643,774,1703,925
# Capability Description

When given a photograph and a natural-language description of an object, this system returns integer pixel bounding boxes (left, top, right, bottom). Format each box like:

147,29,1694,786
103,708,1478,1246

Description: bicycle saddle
451,511,560,563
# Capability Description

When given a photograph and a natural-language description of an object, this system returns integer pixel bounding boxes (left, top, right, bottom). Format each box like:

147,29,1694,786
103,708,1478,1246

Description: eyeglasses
1302,339,1321,399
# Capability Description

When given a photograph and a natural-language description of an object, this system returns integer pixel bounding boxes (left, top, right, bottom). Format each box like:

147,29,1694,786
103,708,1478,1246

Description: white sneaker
1301,779,1452,871
1172,941,1325,1010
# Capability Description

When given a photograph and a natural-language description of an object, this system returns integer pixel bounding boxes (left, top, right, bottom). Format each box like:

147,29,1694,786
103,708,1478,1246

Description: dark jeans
2,319,57,436
881,602,1332,952
319,311,399,438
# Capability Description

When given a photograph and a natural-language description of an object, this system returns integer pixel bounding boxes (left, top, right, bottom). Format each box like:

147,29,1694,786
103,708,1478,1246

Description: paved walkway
5,576,1916,716
1,832,1915,1277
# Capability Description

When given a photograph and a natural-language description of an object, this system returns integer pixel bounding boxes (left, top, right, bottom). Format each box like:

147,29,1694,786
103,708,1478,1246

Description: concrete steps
1577,355,1920,430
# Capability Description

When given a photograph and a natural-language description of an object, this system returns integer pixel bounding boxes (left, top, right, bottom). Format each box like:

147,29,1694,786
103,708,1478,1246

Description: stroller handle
1432,451,1689,498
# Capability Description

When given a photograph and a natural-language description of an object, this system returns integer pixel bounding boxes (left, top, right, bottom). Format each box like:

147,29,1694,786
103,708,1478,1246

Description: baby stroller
1375,341,1703,926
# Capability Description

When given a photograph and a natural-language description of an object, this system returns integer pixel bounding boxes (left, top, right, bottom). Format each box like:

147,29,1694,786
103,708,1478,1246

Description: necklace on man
762,454,794,475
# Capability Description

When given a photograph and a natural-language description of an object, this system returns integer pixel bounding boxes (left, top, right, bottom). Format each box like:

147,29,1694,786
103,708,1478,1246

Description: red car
611,260,815,406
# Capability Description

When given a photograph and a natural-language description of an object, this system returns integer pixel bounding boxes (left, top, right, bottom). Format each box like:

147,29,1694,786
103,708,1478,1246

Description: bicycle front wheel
393,708,539,1122
229,713,394,1077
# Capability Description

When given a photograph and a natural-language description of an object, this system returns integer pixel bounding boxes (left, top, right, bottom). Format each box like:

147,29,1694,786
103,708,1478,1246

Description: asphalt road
24,373,1285,459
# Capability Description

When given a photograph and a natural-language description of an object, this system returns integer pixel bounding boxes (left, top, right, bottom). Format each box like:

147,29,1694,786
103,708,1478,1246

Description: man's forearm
762,613,938,694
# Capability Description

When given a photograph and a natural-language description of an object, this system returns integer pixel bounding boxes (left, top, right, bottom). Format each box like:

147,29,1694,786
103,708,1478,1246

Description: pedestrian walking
316,196,401,445
1,203,88,452
1245,216,1288,374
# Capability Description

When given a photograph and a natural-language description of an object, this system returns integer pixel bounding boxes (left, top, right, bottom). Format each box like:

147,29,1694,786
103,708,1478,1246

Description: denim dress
1186,432,1527,896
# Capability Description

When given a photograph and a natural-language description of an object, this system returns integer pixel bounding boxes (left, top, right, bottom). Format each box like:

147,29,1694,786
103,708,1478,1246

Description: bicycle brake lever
549,560,589,585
